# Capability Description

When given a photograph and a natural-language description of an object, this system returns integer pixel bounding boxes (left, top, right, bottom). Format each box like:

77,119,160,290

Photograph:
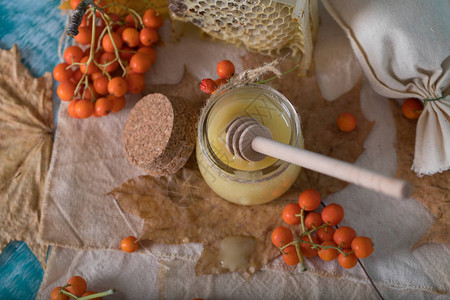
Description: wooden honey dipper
226,116,412,199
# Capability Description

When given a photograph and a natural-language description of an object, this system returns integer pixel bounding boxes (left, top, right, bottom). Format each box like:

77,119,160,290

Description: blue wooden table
0,0,66,298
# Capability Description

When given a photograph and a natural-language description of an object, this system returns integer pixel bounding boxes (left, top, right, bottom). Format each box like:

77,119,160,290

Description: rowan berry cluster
200,60,235,94
51,275,115,300
272,189,374,270
53,0,163,119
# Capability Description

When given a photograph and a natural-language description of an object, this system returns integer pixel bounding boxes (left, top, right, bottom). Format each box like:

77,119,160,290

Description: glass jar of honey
196,83,303,205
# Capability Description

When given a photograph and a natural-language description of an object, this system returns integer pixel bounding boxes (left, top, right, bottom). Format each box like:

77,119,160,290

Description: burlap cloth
38,4,450,299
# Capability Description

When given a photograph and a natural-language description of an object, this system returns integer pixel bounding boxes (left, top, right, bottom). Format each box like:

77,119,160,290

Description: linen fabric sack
323,0,450,175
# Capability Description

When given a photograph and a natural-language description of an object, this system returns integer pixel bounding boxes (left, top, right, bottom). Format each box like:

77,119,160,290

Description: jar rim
198,83,302,183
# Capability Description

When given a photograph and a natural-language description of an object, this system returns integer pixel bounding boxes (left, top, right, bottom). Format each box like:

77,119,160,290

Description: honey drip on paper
219,236,256,273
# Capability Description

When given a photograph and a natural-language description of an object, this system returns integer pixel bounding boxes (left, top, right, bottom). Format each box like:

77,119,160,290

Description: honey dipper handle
251,136,413,199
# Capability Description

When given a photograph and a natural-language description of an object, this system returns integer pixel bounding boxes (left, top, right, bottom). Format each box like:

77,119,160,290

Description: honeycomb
168,0,319,71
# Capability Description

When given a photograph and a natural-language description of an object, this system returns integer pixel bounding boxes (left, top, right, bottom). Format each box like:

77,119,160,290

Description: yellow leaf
59,0,72,10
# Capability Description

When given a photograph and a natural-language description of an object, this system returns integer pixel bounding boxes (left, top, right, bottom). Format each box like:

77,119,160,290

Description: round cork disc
123,93,197,175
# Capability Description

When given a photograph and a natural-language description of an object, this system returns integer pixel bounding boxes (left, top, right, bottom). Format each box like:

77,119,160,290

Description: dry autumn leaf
392,102,450,247
0,45,53,267
109,54,373,276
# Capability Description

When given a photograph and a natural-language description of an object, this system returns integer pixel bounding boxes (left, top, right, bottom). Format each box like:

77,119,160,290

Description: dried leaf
0,45,54,267
110,53,373,275
391,101,450,247
110,158,292,276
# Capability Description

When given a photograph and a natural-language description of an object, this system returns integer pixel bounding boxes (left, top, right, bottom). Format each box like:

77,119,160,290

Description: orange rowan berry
122,27,140,48
99,52,119,73
72,69,83,83
281,203,302,226
200,78,217,94
304,211,323,230
68,100,80,118
282,245,299,266
80,56,100,75
215,78,227,88
91,110,101,118
109,95,126,113
119,46,135,62
299,235,319,258
124,14,136,28
95,97,113,116
102,32,123,53
137,47,156,64
143,10,164,29
70,0,82,9
51,287,69,300
351,236,374,258
57,80,76,101
139,28,158,46
321,203,344,226
336,112,357,132
53,63,73,82
94,75,109,95
316,226,336,243
75,100,94,119
333,226,357,249
66,276,87,296
115,26,126,37
83,47,102,61
401,98,423,119
271,226,293,247
318,241,339,261
108,13,121,30
129,53,152,73
338,249,358,269
74,26,92,45
108,77,128,97
79,14,89,28
82,83,98,100
90,72,103,81
121,236,139,253
298,189,321,211
143,8,157,18
64,46,84,65
216,60,235,79
126,73,146,94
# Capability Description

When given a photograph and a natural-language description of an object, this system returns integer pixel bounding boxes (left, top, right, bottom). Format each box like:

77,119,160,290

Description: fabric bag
322,0,450,176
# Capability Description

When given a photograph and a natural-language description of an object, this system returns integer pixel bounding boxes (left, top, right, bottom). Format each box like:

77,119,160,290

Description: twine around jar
213,58,296,97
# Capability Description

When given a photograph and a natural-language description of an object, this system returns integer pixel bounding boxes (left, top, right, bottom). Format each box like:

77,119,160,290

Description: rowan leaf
0,45,53,267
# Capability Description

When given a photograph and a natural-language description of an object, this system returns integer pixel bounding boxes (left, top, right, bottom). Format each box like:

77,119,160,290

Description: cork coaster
123,93,198,176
